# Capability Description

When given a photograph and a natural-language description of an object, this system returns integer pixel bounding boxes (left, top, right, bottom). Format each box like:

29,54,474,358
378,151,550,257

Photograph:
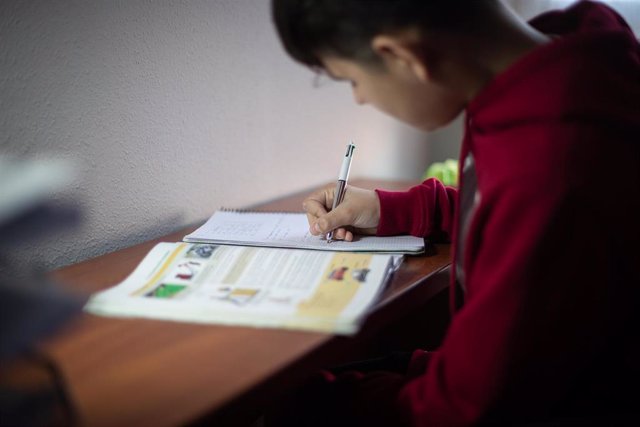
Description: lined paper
184,211,424,254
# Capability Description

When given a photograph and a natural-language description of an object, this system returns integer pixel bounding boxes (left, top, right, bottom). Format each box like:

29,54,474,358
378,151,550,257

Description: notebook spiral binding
219,207,299,214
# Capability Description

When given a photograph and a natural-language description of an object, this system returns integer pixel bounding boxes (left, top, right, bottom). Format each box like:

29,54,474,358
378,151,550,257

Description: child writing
272,0,640,426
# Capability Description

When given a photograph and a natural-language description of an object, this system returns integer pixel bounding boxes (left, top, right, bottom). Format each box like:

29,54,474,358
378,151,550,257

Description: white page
85,242,402,335
184,211,424,254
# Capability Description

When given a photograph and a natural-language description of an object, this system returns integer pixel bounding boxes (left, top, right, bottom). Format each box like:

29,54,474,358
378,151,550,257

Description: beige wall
0,0,430,272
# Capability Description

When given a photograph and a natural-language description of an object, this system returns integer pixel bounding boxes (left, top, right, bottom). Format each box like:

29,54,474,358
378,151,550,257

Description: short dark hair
272,0,498,69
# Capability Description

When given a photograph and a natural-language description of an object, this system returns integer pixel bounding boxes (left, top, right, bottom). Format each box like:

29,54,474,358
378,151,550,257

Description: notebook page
184,211,424,254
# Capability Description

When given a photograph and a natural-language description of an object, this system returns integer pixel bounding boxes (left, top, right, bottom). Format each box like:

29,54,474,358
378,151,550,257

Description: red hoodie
373,1,640,425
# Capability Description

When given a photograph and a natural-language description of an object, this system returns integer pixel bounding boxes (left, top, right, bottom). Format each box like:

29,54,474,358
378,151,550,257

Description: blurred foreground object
0,156,85,425
0,156,76,228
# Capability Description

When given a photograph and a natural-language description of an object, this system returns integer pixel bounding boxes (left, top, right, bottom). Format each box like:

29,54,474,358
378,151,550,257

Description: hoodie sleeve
376,178,457,241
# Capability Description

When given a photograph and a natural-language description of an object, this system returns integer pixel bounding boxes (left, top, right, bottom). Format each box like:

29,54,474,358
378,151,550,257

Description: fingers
313,208,350,236
332,228,354,242
302,188,333,235
306,209,323,235
303,190,331,218
303,187,334,236
313,214,355,242
302,185,379,239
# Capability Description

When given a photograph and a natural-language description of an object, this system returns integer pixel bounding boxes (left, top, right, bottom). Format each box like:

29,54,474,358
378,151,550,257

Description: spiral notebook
183,211,425,254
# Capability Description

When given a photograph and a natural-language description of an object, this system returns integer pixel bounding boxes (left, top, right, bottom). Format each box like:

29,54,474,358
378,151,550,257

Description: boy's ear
371,34,431,82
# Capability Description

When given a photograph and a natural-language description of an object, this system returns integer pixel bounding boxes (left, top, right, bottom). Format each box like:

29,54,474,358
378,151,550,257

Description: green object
149,284,186,299
423,159,459,186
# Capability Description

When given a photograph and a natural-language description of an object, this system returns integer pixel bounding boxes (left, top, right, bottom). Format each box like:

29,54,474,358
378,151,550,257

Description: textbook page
85,242,402,335
183,211,424,254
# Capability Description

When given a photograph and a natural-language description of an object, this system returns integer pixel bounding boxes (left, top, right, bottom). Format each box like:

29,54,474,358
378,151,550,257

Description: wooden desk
30,179,451,426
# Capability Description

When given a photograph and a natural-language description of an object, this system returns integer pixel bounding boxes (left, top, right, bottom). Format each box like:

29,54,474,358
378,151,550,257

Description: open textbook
184,211,425,254
85,242,402,335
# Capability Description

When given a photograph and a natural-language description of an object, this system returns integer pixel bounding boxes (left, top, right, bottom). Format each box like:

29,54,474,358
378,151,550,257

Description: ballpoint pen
326,142,355,243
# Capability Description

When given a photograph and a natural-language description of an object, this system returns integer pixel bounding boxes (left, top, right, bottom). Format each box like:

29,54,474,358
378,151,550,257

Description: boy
272,1,640,426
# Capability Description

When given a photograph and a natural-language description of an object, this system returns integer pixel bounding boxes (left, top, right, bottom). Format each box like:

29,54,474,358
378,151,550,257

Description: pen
326,142,355,243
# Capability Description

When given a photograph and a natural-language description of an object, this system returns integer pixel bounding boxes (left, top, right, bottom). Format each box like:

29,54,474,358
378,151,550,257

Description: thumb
314,209,349,235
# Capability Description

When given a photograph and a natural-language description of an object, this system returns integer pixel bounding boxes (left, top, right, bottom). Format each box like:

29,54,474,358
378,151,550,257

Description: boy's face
322,56,466,132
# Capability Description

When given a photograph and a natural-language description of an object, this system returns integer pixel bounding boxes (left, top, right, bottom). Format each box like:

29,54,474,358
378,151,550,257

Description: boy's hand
303,185,380,241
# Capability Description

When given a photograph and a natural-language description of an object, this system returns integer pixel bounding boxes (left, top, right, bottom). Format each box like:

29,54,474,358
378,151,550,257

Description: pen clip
345,143,355,157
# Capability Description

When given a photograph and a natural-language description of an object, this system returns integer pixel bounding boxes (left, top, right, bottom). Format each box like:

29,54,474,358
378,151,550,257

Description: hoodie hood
467,0,640,131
